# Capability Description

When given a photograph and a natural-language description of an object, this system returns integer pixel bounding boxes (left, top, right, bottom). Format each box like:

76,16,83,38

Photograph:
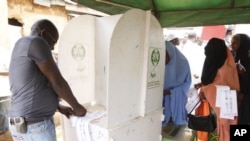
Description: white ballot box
58,8,165,141
65,107,162,141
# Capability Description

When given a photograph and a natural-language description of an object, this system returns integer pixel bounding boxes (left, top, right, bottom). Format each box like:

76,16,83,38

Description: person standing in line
224,26,234,49
167,34,180,46
194,38,240,141
231,34,250,124
182,32,206,88
166,33,186,52
8,19,87,141
162,41,192,135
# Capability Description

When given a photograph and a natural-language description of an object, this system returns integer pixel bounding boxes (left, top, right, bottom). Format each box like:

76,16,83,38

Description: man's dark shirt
9,36,59,121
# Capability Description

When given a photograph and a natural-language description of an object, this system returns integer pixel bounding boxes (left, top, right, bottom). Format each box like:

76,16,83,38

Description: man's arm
37,59,86,116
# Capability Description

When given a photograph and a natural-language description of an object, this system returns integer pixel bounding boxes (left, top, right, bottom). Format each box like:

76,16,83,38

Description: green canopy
74,0,250,27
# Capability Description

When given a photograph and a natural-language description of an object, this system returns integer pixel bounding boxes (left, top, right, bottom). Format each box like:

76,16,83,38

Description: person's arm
0,72,8,76
37,59,87,116
163,89,170,95
194,82,203,90
57,103,74,118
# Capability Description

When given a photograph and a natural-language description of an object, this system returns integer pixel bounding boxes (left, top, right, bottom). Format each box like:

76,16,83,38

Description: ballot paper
70,111,107,141
215,85,237,119
185,88,201,114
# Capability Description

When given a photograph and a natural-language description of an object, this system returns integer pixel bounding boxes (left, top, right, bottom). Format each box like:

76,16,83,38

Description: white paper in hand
185,88,200,113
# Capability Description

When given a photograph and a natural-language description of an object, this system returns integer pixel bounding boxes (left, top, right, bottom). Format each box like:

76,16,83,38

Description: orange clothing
197,48,240,141
195,100,211,141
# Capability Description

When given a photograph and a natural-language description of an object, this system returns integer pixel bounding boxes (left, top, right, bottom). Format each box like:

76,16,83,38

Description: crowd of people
162,27,250,141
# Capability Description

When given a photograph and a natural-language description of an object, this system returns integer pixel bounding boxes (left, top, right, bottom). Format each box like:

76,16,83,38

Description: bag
187,113,216,132
187,101,217,132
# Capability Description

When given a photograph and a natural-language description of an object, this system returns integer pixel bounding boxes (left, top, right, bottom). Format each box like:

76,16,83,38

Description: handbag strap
188,100,201,114
188,100,212,115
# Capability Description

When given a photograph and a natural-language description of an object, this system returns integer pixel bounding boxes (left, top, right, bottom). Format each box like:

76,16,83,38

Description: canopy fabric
74,0,250,28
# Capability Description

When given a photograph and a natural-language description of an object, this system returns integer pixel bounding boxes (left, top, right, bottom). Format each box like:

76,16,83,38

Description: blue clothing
9,118,56,141
162,41,192,126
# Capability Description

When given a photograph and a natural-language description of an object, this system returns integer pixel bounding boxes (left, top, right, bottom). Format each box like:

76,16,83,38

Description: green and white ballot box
58,9,165,141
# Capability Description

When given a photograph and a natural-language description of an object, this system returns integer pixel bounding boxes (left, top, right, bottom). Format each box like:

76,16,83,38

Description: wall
0,0,9,48
8,0,68,36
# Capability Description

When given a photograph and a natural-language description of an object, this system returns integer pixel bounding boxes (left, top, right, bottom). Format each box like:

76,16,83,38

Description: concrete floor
162,123,194,141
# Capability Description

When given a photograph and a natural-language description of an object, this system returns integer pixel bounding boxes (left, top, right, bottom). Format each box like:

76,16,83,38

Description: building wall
0,0,9,48
8,0,68,37
7,0,70,53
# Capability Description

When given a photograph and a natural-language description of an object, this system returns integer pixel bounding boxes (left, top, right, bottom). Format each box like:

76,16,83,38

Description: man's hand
194,82,203,90
72,104,87,117
163,89,171,96
57,104,74,118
